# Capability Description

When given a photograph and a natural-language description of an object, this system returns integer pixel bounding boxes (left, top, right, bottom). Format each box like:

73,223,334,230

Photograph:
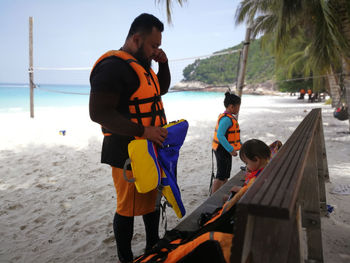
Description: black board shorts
214,145,232,180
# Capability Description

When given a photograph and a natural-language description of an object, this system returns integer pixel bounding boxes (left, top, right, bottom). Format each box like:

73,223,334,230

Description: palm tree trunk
342,59,350,131
327,70,342,108
338,1,350,131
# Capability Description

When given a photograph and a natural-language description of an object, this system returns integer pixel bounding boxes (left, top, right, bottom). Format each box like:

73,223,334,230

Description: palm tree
159,0,350,128
156,0,187,24
235,0,350,130
337,0,350,128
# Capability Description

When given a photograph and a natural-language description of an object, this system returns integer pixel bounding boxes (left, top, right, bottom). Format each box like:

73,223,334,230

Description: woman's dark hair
127,13,164,39
239,139,271,162
224,92,241,107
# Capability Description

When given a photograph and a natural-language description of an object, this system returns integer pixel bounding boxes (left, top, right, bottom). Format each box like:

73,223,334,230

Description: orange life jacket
212,113,241,151
165,232,233,263
307,89,312,95
91,50,167,136
134,231,233,263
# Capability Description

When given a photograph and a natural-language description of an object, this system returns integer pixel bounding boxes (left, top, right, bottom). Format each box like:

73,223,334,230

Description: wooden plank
239,110,318,218
230,109,325,262
287,206,304,263
243,109,313,205
318,113,330,182
298,139,324,262
303,212,323,262
238,117,308,209
239,214,254,263
247,215,295,262
230,206,249,263
174,109,326,262
266,121,312,207
239,110,320,218
315,124,328,214
175,170,244,232
280,110,320,210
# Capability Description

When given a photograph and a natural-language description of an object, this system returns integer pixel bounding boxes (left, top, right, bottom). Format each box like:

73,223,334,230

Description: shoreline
171,80,281,95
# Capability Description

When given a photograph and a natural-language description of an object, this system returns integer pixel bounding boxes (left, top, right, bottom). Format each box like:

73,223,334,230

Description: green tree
182,39,275,85
235,0,350,128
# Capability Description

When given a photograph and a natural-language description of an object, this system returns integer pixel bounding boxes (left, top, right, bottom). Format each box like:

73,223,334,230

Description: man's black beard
134,45,152,71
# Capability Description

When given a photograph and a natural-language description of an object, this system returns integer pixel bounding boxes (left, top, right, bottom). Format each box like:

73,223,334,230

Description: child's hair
239,139,271,162
224,92,241,107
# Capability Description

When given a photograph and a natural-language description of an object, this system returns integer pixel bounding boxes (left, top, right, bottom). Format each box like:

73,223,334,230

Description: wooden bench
176,108,329,263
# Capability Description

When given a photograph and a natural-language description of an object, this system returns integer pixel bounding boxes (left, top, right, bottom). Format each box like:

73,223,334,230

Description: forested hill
182,38,275,85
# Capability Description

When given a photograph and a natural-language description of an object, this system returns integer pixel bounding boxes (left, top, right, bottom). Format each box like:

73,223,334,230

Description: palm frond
235,0,258,25
156,0,187,24
250,14,278,38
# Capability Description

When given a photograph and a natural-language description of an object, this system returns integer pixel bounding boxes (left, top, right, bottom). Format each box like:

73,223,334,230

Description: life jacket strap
155,184,164,211
227,129,240,134
122,158,135,183
155,185,173,234
128,95,162,105
129,94,166,126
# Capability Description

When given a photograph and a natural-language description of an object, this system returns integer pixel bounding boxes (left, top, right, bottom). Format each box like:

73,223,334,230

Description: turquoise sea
0,84,90,112
0,84,227,112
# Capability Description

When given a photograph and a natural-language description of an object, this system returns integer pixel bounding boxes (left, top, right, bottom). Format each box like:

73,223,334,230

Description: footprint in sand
35,184,53,190
8,203,24,210
102,235,115,244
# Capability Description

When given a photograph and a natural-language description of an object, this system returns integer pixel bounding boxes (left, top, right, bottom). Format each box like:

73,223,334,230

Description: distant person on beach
211,92,241,194
89,13,170,263
307,88,312,101
298,88,306,100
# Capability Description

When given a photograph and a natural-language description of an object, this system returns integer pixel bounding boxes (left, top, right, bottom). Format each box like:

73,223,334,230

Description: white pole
29,16,34,118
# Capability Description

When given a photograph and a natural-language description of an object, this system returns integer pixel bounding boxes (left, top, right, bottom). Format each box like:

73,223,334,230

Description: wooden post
236,27,251,98
29,16,34,118
315,114,329,215
299,139,324,262
317,113,330,182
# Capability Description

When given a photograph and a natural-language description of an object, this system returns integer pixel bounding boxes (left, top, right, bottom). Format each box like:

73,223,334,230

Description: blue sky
0,0,246,86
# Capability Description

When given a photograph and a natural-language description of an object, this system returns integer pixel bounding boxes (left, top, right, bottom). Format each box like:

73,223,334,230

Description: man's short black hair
127,13,164,39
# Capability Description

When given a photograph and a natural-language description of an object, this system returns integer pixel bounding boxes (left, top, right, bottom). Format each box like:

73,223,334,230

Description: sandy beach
0,94,349,262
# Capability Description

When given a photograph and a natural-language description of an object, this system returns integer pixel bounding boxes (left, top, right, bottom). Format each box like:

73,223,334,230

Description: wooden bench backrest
238,108,320,219
232,108,328,263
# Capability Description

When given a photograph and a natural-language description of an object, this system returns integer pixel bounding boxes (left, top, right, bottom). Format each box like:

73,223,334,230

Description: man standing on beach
89,13,170,263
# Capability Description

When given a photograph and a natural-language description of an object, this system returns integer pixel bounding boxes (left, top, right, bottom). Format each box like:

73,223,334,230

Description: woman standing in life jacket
89,14,170,263
211,92,242,194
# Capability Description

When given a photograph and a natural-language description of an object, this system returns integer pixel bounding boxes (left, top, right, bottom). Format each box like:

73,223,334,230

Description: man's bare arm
154,49,170,95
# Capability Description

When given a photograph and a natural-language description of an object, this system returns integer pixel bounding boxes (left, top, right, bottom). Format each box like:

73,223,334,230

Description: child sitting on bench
226,139,273,201
200,139,281,227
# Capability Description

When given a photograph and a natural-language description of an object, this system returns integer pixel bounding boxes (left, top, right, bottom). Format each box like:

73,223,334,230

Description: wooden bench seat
175,170,245,232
